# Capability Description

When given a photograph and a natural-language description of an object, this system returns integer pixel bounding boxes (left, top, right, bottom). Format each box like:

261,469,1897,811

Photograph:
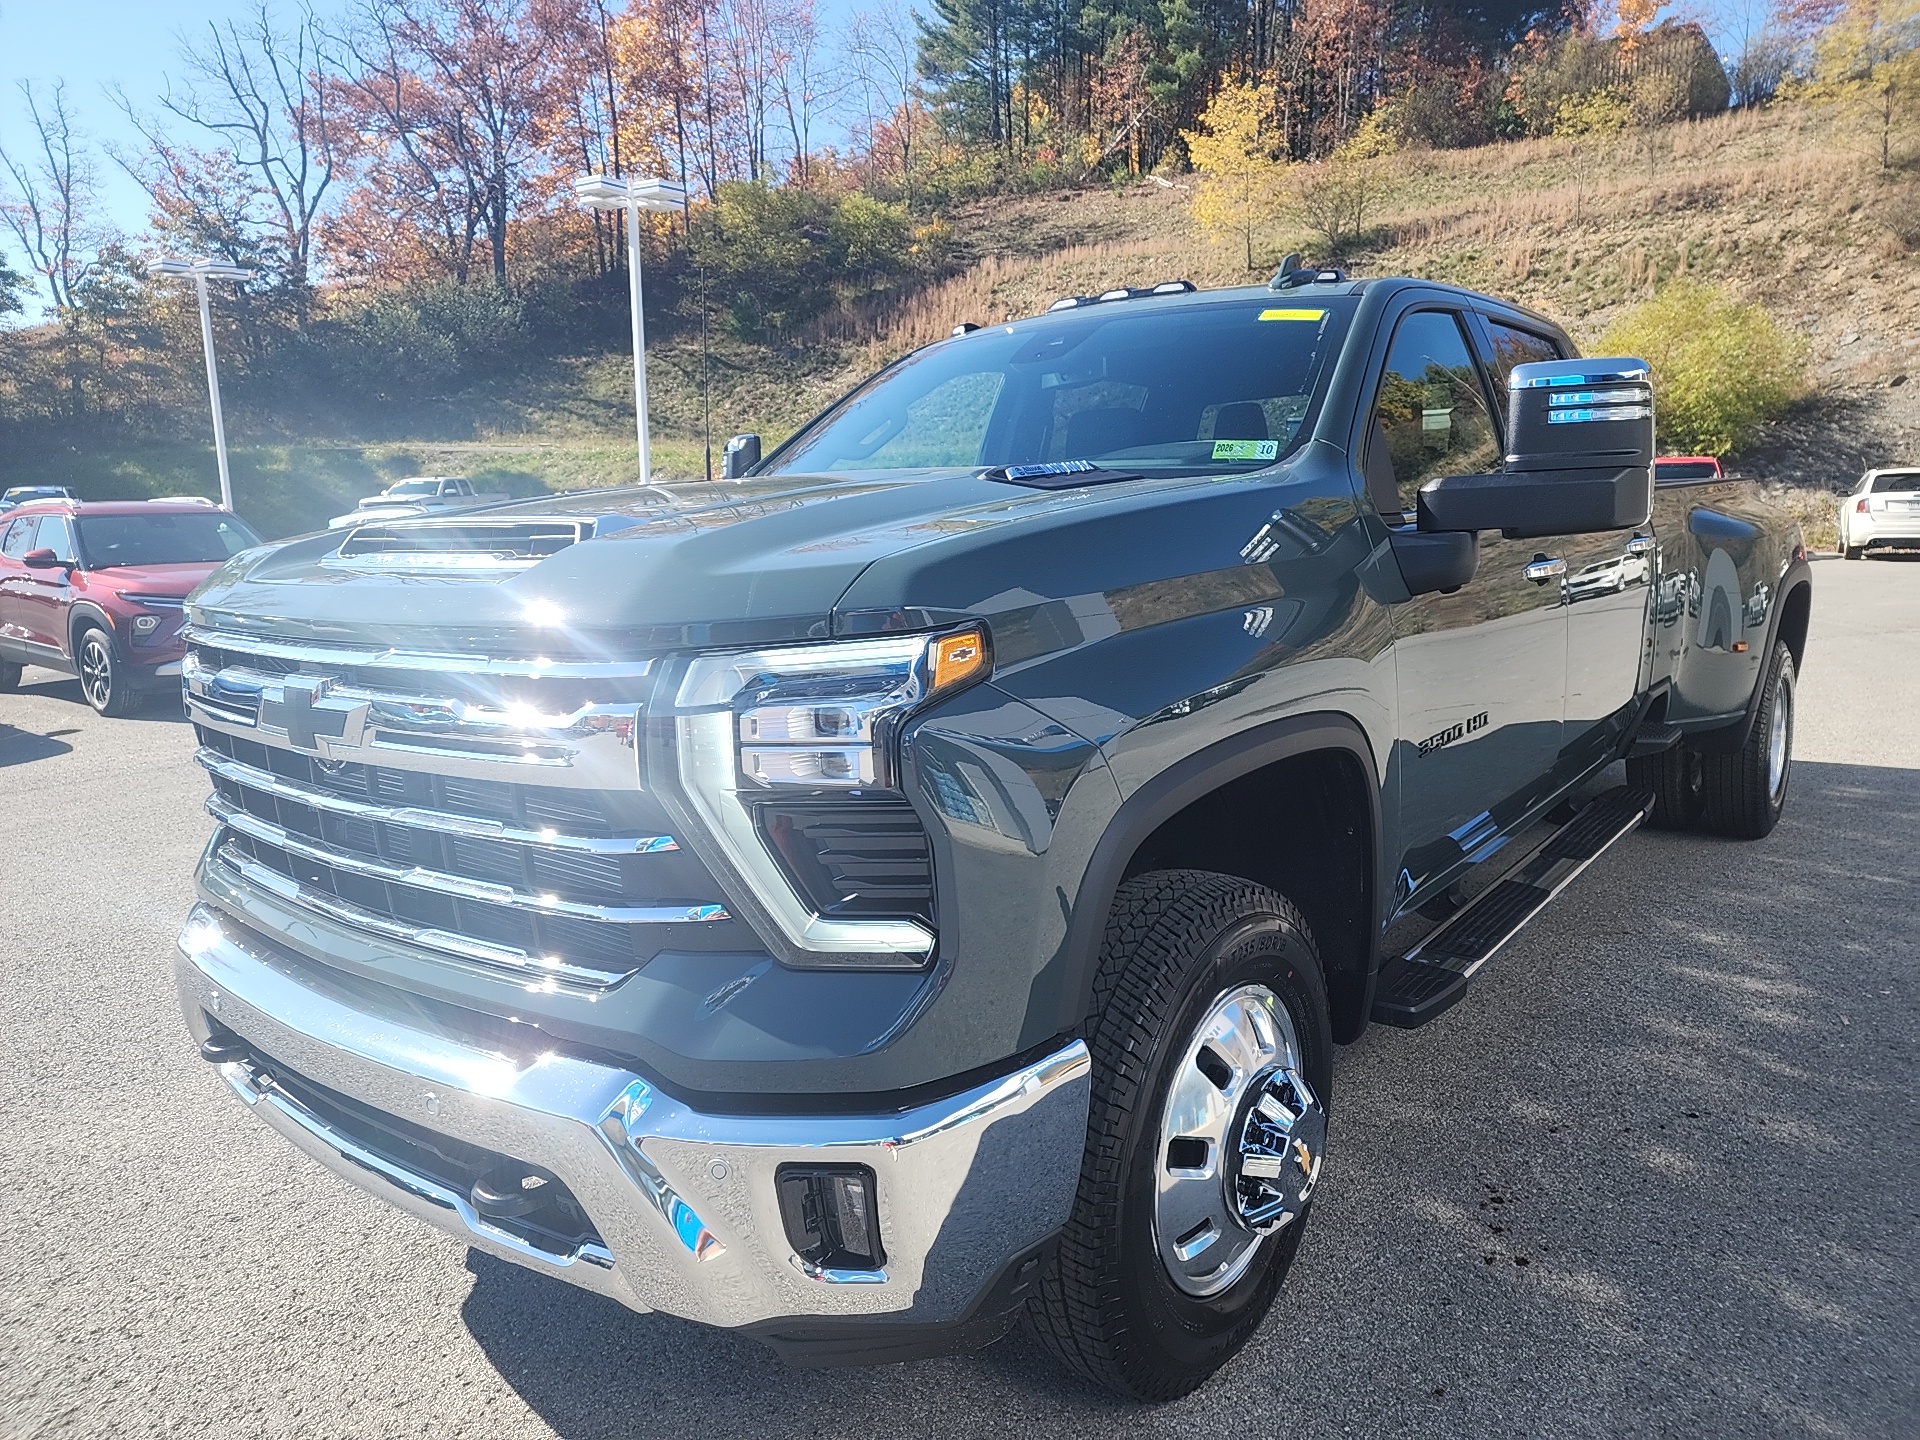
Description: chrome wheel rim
1767,671,1792,802
80,636,112,709
1153,982,1325,1298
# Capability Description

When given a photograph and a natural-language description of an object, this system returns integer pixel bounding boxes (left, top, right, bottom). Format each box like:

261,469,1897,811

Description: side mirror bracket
1388,527,1478,596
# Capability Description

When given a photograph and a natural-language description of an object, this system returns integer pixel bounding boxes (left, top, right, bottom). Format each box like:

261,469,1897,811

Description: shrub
319,282,529,401
1601,281,1807,456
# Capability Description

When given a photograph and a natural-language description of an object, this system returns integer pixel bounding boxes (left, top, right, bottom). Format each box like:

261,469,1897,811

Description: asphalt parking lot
3,553,1915,1439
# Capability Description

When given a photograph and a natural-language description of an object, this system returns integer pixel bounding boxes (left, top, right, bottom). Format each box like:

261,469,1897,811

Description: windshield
385,479,443,496
1869,472,1920,493
4,487,68,502
77,512,261,567
768,297,1353,477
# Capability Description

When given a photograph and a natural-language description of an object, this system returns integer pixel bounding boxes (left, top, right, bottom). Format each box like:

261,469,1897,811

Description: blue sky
0,0,1768,292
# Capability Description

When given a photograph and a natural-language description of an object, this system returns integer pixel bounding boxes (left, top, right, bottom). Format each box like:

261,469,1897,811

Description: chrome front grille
186,629,741,989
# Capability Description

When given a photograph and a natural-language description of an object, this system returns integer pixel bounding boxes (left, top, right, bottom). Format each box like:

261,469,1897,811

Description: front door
0,515,48,658
1367,308,1569,908
15,513,79,653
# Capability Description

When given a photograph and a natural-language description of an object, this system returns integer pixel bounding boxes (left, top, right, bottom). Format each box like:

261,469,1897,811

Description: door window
1,517,40,558
1483,321,1564,393
1366,311,1500,517
37,516,77,562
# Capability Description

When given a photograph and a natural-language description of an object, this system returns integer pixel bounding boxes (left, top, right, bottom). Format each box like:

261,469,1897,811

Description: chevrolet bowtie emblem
260,675,371,758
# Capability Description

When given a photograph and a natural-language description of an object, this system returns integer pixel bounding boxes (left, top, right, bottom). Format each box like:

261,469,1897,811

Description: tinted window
1484,322,1563,389
76,513,261,567
1367,311,1500,515
38,515,78,561
769,300,1351,476
1656,460,1720,481
1,517,39,557
1870,472,1920,493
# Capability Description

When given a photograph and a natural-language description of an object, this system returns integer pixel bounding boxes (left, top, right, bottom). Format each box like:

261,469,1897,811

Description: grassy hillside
8,100,1913,545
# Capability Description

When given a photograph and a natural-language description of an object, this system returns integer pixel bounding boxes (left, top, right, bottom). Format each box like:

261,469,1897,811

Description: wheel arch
1062,713,1385,1046
67,602,117,660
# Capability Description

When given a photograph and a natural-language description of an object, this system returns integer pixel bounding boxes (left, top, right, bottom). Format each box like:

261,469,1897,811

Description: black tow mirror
722,433,761,479
21,547,69,571
1418,358,1654,540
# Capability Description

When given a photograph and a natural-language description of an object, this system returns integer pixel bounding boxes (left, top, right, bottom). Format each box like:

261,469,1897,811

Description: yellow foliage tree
1182,82,1287,271
1805,0,1920,169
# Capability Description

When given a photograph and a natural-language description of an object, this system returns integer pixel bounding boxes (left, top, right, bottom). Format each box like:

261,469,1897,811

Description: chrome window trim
195,747,678,857
209,843,633,988
184,626,655,681
208,797,729,926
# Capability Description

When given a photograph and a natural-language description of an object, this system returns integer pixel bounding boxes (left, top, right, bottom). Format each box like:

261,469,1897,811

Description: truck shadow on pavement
0,722,74,767
457,758,1920,1440
11,672,190,730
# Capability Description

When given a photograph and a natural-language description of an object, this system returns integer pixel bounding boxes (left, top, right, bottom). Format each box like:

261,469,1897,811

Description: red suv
0,499,261,715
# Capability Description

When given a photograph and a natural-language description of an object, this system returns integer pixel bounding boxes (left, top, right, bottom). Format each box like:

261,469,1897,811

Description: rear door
1366,305,1569,906
0,516,44,656
16,513,80,652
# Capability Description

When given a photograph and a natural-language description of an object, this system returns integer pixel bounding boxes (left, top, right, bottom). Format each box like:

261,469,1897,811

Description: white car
1838,467,1920,558
327,475,509,529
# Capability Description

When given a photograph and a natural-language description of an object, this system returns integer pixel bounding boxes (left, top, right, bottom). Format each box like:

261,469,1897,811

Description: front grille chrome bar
210,843,632,989
196,748,678,857
184,626,654,680
183,651,646,790
208,797,729,926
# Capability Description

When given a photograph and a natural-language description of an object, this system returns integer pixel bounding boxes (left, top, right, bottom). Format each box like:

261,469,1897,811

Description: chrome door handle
1625,535,1655,556
1524,556,1567,583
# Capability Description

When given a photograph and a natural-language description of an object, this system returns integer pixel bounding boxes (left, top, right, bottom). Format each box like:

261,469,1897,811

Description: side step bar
1370,786,1653,1029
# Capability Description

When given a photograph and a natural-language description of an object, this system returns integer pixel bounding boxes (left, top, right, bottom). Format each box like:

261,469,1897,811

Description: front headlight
666,627,988,965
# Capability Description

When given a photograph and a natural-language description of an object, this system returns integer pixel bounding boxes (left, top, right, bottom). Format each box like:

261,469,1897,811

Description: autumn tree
1807,0,1920,168
846,0,927,197
1182,81,1286,270
114,4,340,327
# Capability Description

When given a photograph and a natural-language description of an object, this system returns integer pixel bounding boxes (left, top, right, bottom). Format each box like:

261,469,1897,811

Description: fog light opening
776,1163,886,1271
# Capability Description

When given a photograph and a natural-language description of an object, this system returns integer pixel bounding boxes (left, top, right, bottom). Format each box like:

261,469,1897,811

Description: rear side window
1656,460,1721,481
1,517,39,557
1483,322,1564,390
1366,311,1501,516
1870,472,1920,493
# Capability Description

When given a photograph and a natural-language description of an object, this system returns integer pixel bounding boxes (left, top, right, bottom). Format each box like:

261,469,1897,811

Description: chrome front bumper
174,906,1090,1333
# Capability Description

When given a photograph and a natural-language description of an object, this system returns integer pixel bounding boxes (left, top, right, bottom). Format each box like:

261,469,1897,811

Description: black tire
1027,870,1332,1401
1842,543,1863,560
1700,641,1795,839
0,659,20,692
1627,743,1706,830
76,626,139,718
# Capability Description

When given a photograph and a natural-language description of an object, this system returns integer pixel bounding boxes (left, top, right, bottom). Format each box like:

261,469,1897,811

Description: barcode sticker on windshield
1212,440,1280,461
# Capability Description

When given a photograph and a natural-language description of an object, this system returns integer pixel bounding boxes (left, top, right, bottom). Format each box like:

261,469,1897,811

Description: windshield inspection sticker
1258,308,1324,321
1213,439,1281,461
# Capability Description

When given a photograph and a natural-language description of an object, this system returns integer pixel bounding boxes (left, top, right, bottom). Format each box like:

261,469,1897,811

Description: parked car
0,499,261,715
1837,466,1920,558
0,484,77,514
173,273,1809,1400
327,475,509,529
1654,455,1724,483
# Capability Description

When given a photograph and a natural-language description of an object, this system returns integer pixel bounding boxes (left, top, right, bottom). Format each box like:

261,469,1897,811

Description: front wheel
1701,640,1795,839
0,659,20,692
77,627,138,717
1027,870,1332,1401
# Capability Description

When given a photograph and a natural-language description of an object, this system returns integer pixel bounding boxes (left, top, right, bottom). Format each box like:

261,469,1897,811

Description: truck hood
188,454,1338,662
190,471,1124,652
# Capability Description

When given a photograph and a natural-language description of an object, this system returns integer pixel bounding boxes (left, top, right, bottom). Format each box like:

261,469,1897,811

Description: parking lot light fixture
152,257,253,512
574,175,689,483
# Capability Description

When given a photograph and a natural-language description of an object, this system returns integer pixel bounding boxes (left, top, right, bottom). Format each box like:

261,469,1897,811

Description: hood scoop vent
332,519,586,571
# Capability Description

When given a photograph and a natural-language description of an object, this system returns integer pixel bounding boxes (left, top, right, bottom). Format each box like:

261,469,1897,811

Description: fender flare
1057,711,1385,1037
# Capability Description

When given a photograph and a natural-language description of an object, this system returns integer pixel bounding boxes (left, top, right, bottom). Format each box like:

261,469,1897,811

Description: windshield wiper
981,460,1143,490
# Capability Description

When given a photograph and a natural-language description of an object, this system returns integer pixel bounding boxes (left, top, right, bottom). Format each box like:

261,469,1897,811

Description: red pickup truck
0,498,261,715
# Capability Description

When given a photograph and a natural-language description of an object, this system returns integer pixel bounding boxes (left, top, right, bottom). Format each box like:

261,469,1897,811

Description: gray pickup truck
175,271,1809,1400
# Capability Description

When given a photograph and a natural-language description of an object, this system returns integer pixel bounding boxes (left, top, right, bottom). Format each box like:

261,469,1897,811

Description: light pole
574,175,689,483
152,257,252,512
